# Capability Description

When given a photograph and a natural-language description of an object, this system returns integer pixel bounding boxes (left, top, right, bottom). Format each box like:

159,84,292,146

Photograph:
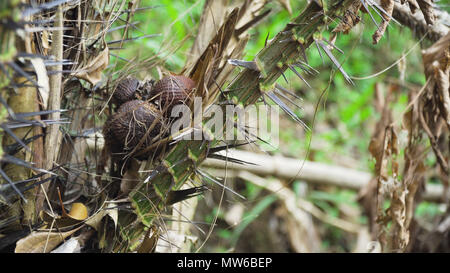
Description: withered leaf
333,0,363,34
372,0,395,44
407,0,420,14
74,47,109,85
417,0,435,25
15,228,80,253
85,202,118,230
29,57,50,109
390,187,409,249
189,8,239,87
137,226,158,253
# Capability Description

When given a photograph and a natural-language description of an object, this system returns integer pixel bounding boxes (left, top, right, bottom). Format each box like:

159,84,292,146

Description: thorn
317,40,354,85
280,70,289,84
274,86,304,110
321,38,344,54
275,83,303,101
107,22,140,33
293,61,319,75
7,62,39,87
359,0,380,29
166,186,208,205
264,32,270,47
227,59,260,71
109,53,131,63
0,94,16,119
266,91,309,130
0,155,57,176
4,118,70,129
207,154,258,166
0,125,32,153
288,65,312,88
208,141,255,154
107,34,161,45
119,5,163,15
4,134,44,155
196,169,246,200
22,0,76,17
298,42,308,63
369,0,400,25
315,40,325,65
14,109,67,118
0,168,27,203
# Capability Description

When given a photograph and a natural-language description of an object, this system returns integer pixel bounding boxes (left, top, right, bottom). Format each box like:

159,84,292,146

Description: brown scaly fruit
113,76,140,106
150,75,196,117
103,100,168,160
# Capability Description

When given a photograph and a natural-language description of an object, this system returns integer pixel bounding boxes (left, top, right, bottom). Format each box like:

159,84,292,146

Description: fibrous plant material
333,0,363,34
358,20,447,252
359,36,449,250
420,33,449,177
416,0,435,25
359,84,412,252
333,0,444,44
392,2,448,42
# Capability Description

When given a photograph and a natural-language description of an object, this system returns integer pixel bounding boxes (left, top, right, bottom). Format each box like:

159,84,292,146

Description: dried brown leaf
372,0,395,44
362,83,413,251
85,202,118,231
40,211,82,229
189,8,239,80
369,84,395,172
15,228,80,253
189,8,240,106
137,226,158,253
436,66,450,127
390,186,409,250
188,0,229,62
74,47,110,85
420,34,449,174
333,0,363,34
403,146,426,232
235,0,268,31
29,57,49,109
407,0,420,14
41,30,50,52
417,0,435,25
214,36,249,91
421,28,449,74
